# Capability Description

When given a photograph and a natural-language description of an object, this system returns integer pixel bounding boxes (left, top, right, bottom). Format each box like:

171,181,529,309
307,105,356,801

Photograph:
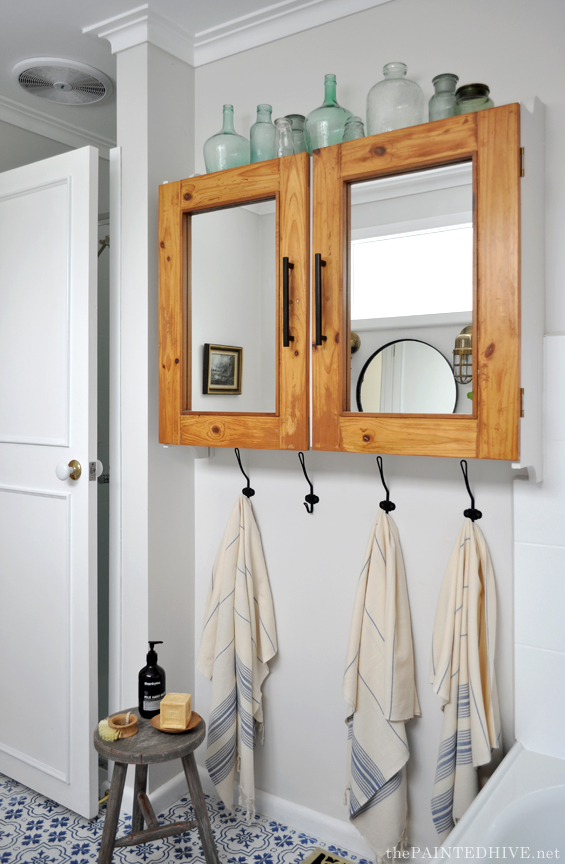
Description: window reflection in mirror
190,199,276,413
349,163,473,415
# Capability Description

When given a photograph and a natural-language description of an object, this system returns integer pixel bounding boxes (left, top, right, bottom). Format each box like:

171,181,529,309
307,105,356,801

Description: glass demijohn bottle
366,62,425,136
250,104,276,163
203,104,250,173
429,73,459,121
305,74,353,154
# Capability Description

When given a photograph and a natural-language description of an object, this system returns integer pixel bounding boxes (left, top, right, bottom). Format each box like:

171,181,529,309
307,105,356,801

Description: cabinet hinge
520,147,525,177
520,388,525,418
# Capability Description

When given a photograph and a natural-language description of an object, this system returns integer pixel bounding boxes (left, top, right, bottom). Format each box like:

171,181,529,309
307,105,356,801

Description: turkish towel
196,494,277,817
430,518,502,837
343,511,420,861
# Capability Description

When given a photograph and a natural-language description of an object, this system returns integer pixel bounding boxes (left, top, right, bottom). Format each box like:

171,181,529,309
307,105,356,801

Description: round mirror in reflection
356,339,457,414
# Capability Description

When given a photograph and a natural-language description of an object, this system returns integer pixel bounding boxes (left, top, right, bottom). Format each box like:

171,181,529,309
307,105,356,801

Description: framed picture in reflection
203,344,243,394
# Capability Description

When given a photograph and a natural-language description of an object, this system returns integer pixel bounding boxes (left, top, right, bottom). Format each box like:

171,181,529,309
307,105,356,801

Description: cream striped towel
197,494,277,817
344,511,420,861
430,518,501,837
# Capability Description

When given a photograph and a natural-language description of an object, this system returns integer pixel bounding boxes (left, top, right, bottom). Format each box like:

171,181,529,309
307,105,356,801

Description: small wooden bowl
108,712,138,738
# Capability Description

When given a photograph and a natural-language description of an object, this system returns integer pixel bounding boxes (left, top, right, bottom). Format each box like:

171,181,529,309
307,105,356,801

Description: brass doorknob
56,460,82,481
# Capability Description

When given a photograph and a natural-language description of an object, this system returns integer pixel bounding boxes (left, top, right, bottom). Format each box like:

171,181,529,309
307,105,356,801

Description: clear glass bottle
285,114,308,154
366,62,425,135
305,74,353,154
250,104,276,163
203,104,250,173
275,118,294,157
429,73,459,121
454,84,494,115
342,116,365,141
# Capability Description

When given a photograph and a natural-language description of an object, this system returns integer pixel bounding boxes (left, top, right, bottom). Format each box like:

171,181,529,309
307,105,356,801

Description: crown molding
83,5,195,65
0,94,115,159
193,0,394,66
84,0,394,67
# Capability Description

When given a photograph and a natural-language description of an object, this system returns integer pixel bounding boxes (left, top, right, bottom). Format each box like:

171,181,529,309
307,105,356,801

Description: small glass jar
342,116,365,141
305,74,353,154
250,104,276,163
366,62,425,135
285,114,308,154
275,118,294,157
203,104,250,173
429,73,459,121
454,84,494,115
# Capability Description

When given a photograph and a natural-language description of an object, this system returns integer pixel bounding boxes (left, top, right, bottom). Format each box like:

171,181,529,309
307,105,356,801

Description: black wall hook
460,459,482,521
376,456,396,512
234,448,255,498
298,452,319,514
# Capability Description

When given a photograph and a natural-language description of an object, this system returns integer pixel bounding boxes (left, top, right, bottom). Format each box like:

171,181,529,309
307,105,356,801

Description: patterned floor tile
0,773,365,864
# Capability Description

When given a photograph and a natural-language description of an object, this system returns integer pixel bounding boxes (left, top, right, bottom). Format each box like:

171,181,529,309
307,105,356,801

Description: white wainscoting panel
0,486,70,781
0,180,70,446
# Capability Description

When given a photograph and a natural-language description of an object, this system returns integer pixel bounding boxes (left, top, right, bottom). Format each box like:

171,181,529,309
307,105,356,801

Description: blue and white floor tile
0,773,370,864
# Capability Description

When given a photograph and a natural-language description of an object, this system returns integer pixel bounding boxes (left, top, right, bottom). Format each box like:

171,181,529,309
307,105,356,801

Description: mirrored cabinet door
312,105,521,459
159,153,309,450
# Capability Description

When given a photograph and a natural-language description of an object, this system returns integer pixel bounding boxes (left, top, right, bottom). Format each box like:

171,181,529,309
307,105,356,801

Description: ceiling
0,0,391,151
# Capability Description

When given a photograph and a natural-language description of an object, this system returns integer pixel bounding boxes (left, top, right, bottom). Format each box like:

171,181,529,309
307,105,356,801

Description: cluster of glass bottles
203,69,494,173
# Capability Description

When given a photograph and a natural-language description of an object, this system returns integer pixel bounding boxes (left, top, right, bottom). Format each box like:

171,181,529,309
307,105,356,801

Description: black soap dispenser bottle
138,641,166,719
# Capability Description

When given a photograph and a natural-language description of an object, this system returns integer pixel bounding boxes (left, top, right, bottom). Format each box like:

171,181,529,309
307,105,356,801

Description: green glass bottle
203,104,250,173
454,84,494,115
250,104,276,163
305,74,353,154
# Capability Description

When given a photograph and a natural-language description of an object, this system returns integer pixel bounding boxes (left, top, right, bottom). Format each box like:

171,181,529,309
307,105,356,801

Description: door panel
0,147,98,818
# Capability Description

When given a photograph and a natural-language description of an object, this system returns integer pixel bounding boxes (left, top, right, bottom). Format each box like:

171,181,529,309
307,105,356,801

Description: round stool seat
94,707,205,764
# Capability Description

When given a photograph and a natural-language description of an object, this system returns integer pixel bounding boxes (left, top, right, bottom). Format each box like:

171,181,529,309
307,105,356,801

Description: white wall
189,0,565,851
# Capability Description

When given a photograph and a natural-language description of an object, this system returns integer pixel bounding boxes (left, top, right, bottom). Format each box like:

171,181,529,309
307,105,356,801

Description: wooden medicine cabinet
312,102,539,462
159,103,543,469
159,152,310,450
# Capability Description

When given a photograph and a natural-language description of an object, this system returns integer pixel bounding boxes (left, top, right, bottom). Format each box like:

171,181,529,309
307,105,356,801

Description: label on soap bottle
143,692,165,711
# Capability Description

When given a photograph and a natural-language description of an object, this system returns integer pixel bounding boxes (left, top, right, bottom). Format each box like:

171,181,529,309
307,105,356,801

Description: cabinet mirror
312,105,521,459
191,200,276,414
159,153,310,450
349,163,473,415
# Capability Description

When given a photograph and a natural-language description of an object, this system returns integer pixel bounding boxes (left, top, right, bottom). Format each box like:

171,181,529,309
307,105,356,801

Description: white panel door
0,147,98,818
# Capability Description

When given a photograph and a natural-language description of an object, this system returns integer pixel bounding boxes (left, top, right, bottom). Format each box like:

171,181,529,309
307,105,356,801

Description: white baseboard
120,760,372,860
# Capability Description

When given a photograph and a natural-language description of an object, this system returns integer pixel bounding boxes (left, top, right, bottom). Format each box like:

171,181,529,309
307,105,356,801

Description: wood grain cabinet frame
311,104,521,459
159,152,310,450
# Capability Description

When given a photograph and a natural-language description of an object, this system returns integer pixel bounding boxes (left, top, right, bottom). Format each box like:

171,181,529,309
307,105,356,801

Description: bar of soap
160,693,192,730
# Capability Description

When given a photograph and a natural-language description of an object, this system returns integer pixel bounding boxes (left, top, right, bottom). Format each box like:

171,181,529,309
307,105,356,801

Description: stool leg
131,764,148,834
182,753,220,864
98,761,127,864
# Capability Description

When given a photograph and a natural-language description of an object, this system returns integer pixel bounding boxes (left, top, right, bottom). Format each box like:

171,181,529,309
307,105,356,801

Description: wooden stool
93,708,220,864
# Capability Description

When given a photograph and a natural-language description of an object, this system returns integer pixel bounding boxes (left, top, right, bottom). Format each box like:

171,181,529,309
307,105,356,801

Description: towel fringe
378,825,409,863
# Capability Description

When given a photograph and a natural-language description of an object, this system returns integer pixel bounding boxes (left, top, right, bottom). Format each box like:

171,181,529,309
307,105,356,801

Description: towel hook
376,456,396,512
298,452,319,514
234,448,255,498
460,459,482,521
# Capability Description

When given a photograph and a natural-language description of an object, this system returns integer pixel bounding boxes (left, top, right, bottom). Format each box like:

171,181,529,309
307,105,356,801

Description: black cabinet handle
282,257,295,347
315,253,327,346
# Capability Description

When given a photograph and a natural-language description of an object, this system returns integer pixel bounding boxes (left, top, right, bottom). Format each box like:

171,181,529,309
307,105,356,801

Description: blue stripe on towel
432,785,454,834
208,686,237,747
457,684,470,718
434,733,456,783
351,736,386,799
351,769,403,818
206,731,237,786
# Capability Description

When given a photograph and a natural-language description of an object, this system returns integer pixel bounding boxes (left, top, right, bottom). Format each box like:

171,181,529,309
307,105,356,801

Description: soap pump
138,641,166,719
